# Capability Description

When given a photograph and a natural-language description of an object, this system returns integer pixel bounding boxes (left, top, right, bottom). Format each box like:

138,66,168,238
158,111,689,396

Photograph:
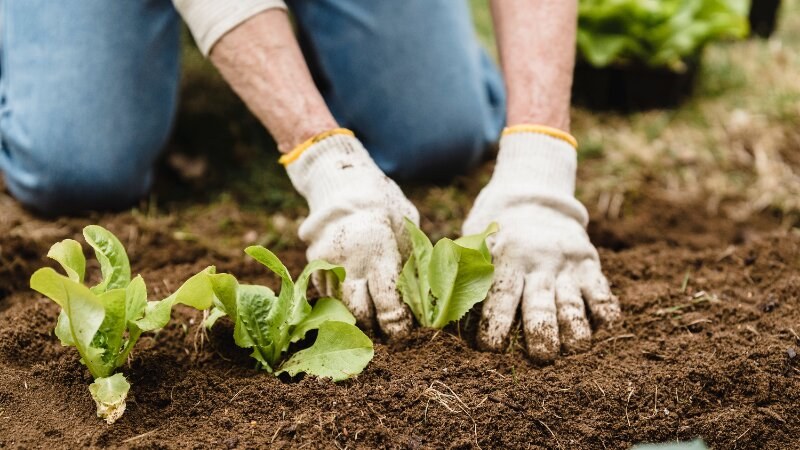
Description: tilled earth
0,191,798,449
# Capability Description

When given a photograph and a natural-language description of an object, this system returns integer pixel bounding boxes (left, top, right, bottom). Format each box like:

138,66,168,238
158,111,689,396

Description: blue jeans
0,0,505,214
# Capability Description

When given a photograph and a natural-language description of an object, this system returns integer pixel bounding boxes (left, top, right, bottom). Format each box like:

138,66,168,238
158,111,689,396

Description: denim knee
0,0,181,214
2,135,158,215
0,116,169,215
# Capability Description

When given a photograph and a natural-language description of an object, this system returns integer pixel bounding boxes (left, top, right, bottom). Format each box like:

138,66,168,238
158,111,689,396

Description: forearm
209,9,337,153
490,0,577,132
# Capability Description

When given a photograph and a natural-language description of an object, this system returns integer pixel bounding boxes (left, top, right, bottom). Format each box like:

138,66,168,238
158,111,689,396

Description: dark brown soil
1,191,798,449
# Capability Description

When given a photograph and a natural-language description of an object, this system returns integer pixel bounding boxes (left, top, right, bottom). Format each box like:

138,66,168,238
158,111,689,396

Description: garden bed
1,192,797,449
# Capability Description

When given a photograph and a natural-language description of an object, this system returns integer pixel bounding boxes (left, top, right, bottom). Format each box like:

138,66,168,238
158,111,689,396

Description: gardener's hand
283,129,417,337
463,127,621,363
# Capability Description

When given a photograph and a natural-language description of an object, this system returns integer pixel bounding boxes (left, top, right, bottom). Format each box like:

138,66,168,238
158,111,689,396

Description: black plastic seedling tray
572,57,700,112
749,0,781,38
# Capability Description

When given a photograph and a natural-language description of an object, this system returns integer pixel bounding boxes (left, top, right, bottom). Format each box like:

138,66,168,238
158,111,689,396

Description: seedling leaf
398,218,434,325
399,220,497,329
83,225,131,293
453,222,498,261
30,268,107,377
125,275,147,325
290,297,356,343
134,266,217,332
47,239,85,283
429,240,495,329
294,260,345,325
278,321,373,381
237,284,282,370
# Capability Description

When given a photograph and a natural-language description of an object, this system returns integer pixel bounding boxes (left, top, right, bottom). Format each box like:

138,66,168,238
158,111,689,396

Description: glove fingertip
477,315,513,352
378,308,413,338
590,295,622,328
341,278,377,330
524,323,560,365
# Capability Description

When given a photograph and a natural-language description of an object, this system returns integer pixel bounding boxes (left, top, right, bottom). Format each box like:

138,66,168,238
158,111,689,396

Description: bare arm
209,9,337,153
490,0,577,132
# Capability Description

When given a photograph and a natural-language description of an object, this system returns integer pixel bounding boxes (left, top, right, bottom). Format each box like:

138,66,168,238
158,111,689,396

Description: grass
164,0,800,243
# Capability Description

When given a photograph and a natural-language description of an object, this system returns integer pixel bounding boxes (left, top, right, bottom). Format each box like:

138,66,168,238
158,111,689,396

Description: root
423,380,481,449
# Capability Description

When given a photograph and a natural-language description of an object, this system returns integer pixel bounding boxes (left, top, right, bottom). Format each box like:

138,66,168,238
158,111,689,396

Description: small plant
204,246,373,381
398,219,497,329
577,0,750,69
30,226,217,423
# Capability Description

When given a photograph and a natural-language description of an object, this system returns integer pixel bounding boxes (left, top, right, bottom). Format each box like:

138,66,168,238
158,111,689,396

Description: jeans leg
288,0,506,181
0,0,181,214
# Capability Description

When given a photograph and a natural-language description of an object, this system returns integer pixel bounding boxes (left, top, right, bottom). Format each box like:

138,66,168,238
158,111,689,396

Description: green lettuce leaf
398,218,434,325
94,288,128,366
577,0,750,68
278,321,373,381
429,240,495,329
290,298,356,343
399,220,497,329
237,284,282,370
30,268,107,378
134,266,217,332
83,225,131,293
293,260,345,326
454,222,498,261
245,246,298,342
47,239,85,283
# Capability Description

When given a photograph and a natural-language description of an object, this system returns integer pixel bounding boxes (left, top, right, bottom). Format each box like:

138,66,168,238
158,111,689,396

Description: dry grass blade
423,380,481,449
122,427,162,444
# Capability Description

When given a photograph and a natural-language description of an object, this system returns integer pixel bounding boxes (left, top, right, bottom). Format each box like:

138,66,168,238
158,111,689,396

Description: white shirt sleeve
173,0,288,56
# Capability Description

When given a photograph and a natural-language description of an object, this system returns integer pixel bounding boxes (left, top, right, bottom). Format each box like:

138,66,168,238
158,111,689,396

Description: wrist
209,9,338,155
506,110,571,134
276,117,340,155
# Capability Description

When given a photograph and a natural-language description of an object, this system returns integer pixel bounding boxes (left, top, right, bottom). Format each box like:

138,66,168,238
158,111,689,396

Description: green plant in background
30,226,217,423
204,246,373,381
577,0,750,69
398,219,497,329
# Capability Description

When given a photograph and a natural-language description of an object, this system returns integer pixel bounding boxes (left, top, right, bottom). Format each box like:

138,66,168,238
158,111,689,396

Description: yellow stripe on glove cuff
278,128,355,166
502,124,578,150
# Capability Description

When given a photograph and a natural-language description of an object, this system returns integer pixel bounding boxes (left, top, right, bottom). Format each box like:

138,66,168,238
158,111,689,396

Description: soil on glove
0,193,798,449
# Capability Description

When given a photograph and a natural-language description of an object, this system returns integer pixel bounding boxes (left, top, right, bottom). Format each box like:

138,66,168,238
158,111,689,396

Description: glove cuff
502,124,578,149
285,132,384,210
477,130,588,226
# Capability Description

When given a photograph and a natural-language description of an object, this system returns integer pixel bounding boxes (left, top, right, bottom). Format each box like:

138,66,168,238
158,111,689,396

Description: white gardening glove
463,127,621,363
283,129,417,337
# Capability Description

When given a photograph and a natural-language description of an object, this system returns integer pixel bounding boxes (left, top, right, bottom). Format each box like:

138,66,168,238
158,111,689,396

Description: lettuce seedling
30,225,217,423
398,219,498,329
204,246,373,381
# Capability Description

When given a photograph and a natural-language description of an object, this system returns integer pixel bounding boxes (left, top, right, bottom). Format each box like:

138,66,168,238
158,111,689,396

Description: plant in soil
577,0,750,70
398,218,497,329
29,225,218,423
204,246,373,381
